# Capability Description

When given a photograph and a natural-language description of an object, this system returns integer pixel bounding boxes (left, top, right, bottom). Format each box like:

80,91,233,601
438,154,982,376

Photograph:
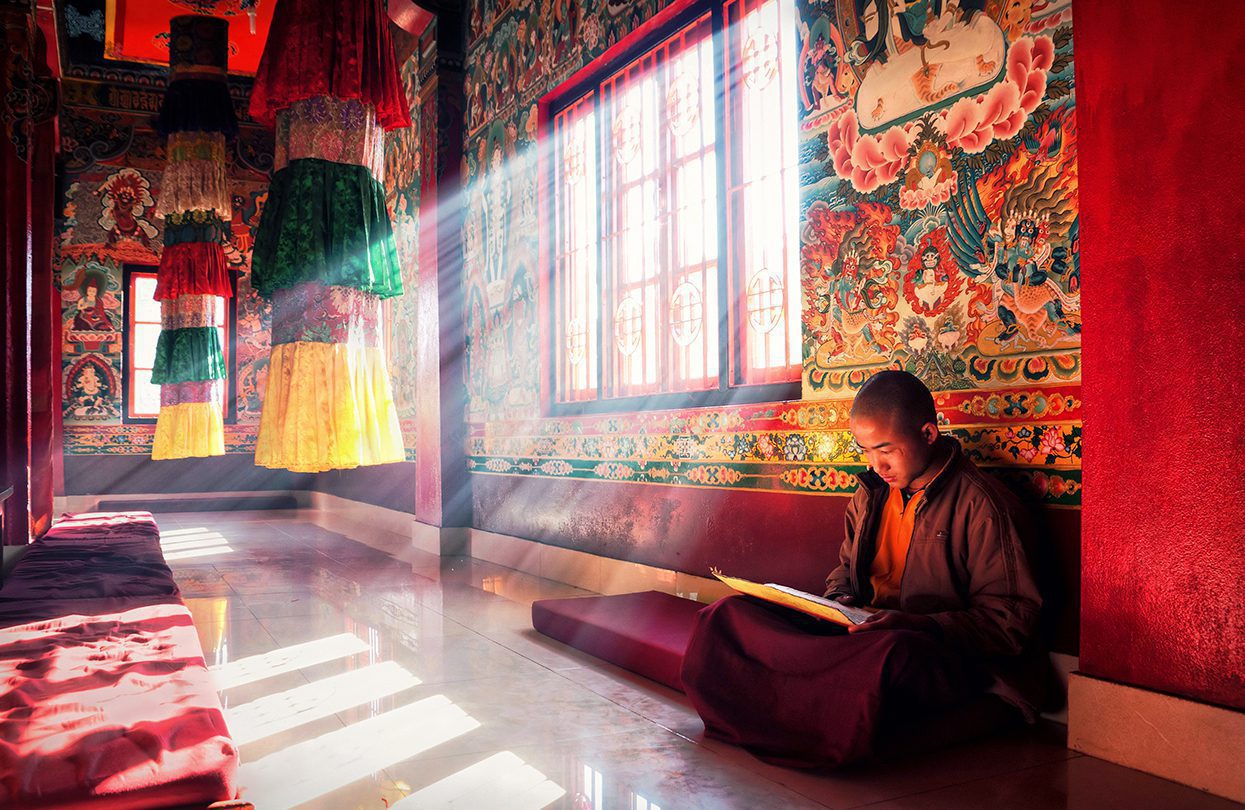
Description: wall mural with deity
462,0,669,423
463,0,1081,507
384,55,423,459
794,0,1080,498
797,0,1078,395
57,84,275,455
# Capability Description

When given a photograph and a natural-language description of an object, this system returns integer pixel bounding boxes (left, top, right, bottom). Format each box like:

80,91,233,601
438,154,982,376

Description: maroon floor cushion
42,512,161,543
0,602,238,809
532,591,704,691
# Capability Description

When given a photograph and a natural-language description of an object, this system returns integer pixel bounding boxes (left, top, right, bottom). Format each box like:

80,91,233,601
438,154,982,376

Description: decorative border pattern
66,420,419,462
468,457,1082,506
468,385,1082,505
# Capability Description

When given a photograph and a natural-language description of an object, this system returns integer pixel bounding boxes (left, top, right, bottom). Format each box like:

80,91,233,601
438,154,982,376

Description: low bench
0,511,243,809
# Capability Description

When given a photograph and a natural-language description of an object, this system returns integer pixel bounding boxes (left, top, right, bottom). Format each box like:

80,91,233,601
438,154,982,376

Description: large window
124,268,232,422
552,0,800,409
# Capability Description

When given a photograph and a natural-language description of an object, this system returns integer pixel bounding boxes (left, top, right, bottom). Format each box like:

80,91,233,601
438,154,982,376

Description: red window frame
124,268,233,422
545,0,801,414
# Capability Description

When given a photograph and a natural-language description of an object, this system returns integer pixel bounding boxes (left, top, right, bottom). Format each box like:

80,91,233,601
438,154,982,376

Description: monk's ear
919,421,939,446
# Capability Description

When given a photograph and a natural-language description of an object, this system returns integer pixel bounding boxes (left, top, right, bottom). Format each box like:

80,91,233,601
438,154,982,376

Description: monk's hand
847,610,941,635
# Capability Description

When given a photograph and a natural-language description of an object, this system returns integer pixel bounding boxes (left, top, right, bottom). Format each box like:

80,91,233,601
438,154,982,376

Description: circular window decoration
566,317,587,366
563,136,585,185
612,106,641,166
746,270,785,333
669,281,703,347
743,33,778,89
665,73,700,137
614,296,644,357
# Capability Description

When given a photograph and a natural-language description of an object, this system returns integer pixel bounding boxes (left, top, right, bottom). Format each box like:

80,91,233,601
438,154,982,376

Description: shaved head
850,370,937,435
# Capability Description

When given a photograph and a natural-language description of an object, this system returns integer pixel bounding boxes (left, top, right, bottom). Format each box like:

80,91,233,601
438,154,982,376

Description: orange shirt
868,486,924,608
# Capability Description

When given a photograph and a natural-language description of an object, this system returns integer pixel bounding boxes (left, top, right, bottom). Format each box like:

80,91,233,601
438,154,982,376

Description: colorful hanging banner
151,14,236,460
249,0,409,473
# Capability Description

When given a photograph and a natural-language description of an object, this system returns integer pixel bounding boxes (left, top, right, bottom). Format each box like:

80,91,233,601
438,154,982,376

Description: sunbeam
207,633,371,691
224,660,422,746
237,695,481,809
393,751,565,809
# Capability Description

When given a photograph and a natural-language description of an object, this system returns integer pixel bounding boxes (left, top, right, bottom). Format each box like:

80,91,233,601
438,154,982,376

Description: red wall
1077,1,1245,710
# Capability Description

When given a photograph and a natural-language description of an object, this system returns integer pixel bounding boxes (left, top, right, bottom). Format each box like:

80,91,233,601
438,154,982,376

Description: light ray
163,544,235,561
225,660,422,746
238,695,481,809
393,751,565,809
207,632,370,690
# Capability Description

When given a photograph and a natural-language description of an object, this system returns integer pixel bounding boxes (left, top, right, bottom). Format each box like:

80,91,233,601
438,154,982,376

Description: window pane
554,97,600,402
727,0,801,384
134,323,161,371
598,14,714,399
133,369,160,417
133,275,160,323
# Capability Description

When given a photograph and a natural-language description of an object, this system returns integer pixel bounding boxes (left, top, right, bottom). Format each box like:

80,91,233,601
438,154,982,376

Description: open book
711,569,878,627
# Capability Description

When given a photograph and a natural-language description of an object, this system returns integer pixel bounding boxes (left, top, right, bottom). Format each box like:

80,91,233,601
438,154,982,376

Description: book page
711,571,872,627
765,584,877,625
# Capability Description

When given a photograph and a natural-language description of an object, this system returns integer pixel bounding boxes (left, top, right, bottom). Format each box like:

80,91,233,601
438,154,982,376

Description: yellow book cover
711,569,878,628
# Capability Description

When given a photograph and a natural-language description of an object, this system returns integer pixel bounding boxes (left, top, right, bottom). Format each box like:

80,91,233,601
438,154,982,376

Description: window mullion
597,86,612,400
656,47,673,395
712,5,734,391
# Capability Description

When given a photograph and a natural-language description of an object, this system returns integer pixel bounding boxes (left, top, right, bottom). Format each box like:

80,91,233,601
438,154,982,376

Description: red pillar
1077,0,1245,710
414,13,471,550
28,21,59,536
1,2,57,544
1,5,35,546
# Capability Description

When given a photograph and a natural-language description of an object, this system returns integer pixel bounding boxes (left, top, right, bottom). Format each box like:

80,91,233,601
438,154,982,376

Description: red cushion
0,603,238,809
0,538,177,604
43,512,161,543
532,591,704,691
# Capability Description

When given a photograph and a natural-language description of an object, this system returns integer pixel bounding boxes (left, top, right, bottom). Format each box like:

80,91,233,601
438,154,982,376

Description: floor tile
386,726,828,810
151,514,1240,810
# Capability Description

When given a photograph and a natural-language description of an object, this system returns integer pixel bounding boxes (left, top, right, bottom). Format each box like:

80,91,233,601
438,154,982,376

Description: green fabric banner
151,326,228,384
251,157,404,299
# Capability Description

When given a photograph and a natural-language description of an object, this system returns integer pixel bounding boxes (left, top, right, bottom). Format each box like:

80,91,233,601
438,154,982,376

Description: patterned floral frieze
468,385,1082,505
65,420,419,461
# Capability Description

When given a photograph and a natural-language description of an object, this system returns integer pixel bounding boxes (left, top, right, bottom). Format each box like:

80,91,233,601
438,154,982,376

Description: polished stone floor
158,511,1241,810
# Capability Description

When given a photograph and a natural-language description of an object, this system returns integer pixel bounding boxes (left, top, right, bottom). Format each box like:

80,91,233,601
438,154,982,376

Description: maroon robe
679,595,990,769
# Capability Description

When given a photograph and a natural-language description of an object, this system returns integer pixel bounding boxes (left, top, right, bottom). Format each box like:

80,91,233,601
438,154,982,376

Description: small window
550,0,801,410
124,268,232,422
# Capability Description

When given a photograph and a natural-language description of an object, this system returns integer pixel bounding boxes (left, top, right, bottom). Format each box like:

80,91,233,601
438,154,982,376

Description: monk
680,370,1048,768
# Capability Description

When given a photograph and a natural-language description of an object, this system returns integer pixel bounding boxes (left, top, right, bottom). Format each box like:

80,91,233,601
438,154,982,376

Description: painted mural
462,0,1081,505
463,0,679,423
797,0,1079,395
384,55,423,460
57,95,275,453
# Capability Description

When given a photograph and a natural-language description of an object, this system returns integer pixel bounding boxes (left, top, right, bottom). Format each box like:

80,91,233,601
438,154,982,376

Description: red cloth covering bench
0,603,239,809
41,511,161,543
0,538,178,604
531,591,704,691
0,512,241,808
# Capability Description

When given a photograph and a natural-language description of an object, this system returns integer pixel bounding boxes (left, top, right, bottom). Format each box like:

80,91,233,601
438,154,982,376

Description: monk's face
849,411,939,490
